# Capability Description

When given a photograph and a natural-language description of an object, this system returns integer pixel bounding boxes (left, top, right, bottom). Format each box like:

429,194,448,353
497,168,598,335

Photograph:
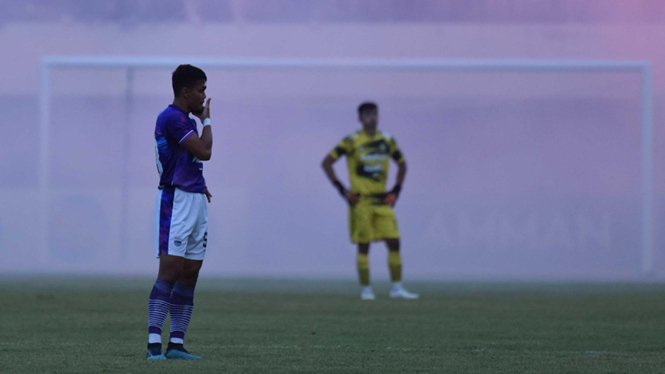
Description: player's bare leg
386,239,419,299
177,259,202,287
357,243,375,300
157,254,186,283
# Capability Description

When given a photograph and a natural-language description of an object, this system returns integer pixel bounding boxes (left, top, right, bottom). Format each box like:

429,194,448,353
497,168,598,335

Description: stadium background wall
0,1,664,280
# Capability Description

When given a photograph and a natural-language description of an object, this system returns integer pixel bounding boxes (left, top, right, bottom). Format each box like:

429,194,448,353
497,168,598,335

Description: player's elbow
321,155,334,169
198,150,212,161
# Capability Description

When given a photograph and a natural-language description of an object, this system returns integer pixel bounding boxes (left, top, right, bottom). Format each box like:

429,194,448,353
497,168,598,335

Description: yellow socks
357,251,402,285
388,251,402,283
356,253,370,286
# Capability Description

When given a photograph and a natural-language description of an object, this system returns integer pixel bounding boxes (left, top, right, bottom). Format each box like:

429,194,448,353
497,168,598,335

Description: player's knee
357,243,370,255
158,269,180,283
179,261,202,284
178,273,200,288
157,269,182,284
184,266,201,279
386,238,400,252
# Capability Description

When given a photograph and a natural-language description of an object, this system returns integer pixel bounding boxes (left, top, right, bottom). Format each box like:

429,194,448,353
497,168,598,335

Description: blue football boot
165,342,201,360
146,343,166,361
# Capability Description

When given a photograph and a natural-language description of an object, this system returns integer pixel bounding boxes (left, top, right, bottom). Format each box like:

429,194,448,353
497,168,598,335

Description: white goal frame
39,56,654,274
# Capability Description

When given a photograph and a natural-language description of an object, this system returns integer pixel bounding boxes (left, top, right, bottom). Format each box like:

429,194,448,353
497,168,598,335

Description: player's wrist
202,118,211,127
390,184,402,198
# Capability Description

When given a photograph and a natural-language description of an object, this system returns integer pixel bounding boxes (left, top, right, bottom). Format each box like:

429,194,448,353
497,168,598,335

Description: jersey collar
361,129,379,138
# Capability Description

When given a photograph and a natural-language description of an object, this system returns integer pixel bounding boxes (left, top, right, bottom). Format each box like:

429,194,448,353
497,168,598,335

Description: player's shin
169,283,196,344
357,253,370,286
388,251,402,284
148,279,175,343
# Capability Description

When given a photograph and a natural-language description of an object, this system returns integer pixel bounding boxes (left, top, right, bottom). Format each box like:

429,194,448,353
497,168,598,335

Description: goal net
22,57,653,279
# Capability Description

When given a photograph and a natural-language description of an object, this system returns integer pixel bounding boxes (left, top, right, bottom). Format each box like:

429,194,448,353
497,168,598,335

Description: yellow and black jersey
329,130,405,195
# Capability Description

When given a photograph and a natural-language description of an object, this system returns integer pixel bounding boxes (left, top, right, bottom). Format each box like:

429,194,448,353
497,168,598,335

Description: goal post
38,56,654,275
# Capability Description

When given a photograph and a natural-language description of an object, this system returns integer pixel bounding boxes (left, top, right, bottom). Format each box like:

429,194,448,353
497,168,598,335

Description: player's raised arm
181,98,213,161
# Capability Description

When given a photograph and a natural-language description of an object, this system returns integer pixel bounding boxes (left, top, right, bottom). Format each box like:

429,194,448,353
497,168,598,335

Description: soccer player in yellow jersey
322,102,419,300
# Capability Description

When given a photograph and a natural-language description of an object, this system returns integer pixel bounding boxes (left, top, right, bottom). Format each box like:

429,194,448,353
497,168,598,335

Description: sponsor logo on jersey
363,164,384,173
360,153,388,161
359,139,390,155
356,162,386,181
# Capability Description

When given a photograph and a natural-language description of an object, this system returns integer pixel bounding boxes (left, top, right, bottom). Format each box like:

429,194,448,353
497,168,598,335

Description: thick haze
1,0,664,280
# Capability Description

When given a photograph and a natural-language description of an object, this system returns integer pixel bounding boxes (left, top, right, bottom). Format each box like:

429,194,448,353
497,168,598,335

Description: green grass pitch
1,278,665,373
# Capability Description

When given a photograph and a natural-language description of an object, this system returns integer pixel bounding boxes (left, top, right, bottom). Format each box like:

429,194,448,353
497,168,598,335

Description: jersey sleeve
166,115,195,144
389,137,405,163
329,137,352,160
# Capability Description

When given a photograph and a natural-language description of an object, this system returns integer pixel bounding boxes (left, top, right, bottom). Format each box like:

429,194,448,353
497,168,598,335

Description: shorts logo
203,232,208,249
173,238,183,247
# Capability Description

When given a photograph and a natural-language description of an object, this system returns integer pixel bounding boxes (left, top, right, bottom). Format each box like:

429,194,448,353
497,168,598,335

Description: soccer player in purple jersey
147,65,214,361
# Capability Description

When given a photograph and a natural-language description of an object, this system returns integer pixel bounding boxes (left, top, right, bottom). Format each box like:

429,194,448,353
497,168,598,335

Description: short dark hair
358,102,378,115
172,64,207,96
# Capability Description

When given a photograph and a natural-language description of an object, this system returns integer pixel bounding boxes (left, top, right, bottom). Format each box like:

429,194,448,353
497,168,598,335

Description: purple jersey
154,105,206,193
